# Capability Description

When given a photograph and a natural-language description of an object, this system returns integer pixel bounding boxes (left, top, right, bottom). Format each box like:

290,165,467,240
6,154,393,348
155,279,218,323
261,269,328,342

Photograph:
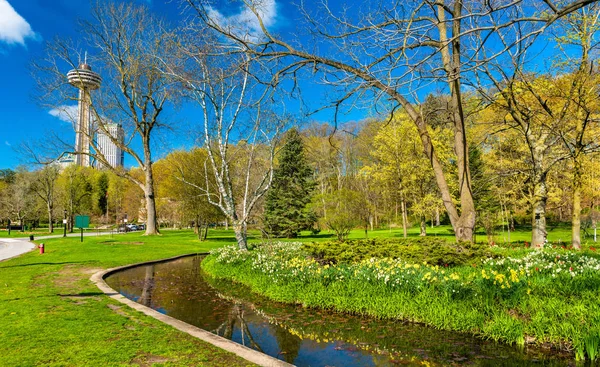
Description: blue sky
0,0,372,170
0,0,579,170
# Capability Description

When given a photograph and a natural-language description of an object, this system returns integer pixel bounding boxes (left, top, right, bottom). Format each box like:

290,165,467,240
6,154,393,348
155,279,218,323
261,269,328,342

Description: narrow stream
105,255,574,366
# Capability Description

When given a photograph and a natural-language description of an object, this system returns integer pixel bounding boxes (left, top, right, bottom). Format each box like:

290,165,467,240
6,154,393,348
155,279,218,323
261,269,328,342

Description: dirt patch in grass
107,304,130,318
81,267,103,275
130,352,171,366
107,304,155,327
53,266,104,299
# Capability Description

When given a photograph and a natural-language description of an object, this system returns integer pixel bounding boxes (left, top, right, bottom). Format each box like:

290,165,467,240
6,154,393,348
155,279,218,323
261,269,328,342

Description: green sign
75,215,90,228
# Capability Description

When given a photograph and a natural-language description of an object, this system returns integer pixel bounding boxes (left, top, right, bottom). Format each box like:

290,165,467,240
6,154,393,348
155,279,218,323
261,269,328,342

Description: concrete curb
90,253,294,367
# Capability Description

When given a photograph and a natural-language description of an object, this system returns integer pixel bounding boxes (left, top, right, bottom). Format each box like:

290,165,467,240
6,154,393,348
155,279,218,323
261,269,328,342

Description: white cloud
208,0,278,41
49,105,78,125
0,0,37,46
4,141,10,147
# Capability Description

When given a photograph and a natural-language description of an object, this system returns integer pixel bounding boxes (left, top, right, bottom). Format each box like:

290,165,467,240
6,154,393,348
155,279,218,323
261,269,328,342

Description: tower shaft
67,61,101,168
75,88,92,167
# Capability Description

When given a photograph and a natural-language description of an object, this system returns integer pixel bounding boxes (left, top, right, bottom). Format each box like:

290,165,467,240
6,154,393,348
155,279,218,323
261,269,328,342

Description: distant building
56,153,76,170
96,123,124,169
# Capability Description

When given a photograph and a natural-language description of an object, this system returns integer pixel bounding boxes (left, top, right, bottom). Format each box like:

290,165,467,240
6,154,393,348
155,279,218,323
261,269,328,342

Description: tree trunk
435,207,440,226
401,198,408,238
572,159,582,249
433,1,476,243
531,177,548,247
47,203,54,233
454,213,475,242
203,223,209,240
233,220,248,250
507,212,511,244
143,161,160,235
420,215,426,236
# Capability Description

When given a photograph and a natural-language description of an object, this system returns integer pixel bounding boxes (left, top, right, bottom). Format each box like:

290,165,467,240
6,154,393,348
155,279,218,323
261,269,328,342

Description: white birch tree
163,38,282,249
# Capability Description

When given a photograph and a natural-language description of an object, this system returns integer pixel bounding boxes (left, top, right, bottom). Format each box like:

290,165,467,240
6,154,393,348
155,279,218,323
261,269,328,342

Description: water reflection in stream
105,255,574,366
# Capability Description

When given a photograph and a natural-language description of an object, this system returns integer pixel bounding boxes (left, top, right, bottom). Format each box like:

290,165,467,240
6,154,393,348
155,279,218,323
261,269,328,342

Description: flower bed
204,241,600,362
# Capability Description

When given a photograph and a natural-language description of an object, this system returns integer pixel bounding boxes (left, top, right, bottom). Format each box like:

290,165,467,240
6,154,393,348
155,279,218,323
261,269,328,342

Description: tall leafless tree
30,165,60,233
185,0,599,242
475,4,600,247
33,2,177,235
162,34,282,249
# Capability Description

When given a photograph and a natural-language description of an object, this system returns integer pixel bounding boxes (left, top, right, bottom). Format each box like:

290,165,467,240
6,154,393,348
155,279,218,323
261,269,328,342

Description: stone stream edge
90,253,294,367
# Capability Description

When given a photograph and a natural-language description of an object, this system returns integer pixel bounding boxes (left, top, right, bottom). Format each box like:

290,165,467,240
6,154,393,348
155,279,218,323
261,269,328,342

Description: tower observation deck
67,60,102,167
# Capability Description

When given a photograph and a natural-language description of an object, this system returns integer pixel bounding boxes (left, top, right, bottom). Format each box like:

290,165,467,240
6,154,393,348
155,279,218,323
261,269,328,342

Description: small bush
303,237,492,266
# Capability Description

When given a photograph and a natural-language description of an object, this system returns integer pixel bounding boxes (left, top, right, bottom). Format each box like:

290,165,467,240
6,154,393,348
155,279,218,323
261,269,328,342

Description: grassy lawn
2,225,597,366
0,230,256,367
0,228,56,238
311,223,592,245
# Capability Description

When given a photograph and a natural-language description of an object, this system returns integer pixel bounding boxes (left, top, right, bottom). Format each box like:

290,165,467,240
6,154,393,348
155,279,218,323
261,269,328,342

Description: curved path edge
91,253,294,367
0,239,37,262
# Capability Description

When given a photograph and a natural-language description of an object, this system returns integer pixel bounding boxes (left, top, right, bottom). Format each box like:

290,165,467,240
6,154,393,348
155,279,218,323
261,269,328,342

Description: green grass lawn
0,228,56,238
0,230,256,367
1,225,597,366
304,223,592,246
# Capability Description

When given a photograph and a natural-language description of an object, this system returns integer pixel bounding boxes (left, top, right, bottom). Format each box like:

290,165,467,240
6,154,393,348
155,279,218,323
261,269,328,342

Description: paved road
0,238,36,261
0,230,127,261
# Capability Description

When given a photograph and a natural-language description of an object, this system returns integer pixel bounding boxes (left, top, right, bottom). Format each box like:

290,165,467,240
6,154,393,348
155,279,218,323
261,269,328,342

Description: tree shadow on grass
2,291,106,302
0,261,96,269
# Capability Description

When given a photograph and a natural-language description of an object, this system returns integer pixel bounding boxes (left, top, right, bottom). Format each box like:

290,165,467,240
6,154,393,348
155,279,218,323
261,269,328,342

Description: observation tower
67,54,101,167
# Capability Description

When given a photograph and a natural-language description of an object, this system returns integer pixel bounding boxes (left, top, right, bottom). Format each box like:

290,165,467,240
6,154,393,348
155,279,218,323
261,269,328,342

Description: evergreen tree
96,172,109,215
263,129,315,238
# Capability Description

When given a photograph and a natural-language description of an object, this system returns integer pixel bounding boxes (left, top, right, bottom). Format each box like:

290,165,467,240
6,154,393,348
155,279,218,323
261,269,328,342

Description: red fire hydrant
39,243,44,254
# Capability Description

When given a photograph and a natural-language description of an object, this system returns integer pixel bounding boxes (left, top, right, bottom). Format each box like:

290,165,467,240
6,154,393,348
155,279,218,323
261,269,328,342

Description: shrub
303,237,492,266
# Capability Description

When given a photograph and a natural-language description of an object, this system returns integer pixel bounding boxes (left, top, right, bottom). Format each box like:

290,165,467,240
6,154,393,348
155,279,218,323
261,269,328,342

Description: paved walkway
0,238,36,261
0,230,128,261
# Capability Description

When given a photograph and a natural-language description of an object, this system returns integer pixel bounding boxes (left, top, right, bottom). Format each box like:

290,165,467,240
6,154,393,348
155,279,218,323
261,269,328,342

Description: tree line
20,0,600,248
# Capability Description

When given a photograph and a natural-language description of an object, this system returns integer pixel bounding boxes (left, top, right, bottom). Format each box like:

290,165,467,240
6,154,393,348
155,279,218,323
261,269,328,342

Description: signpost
75,215,90,242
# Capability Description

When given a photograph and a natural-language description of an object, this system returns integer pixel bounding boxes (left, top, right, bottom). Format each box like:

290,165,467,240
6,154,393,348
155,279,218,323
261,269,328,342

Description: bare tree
33,2,176,235
30,165,60,233
184,0,598,242
163,37,282,249
58,165,93,232
555,6,600,248
476,4,600,247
